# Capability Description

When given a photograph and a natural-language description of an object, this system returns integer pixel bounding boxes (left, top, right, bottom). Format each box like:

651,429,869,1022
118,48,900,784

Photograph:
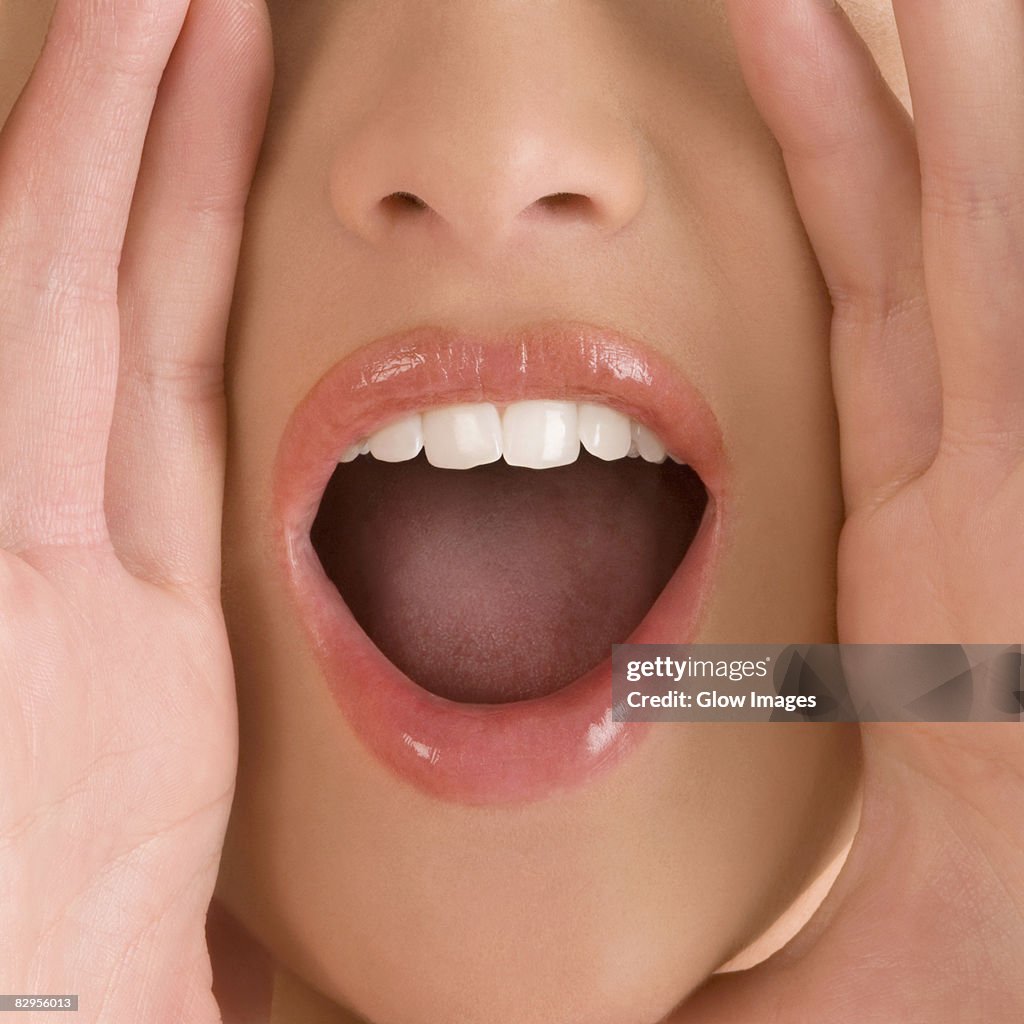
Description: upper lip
272,319,730,804
276,319,730,541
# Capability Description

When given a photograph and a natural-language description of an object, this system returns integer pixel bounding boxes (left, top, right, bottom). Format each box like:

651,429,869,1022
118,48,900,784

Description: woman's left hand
727,0,1023,648
675,2,1023,1020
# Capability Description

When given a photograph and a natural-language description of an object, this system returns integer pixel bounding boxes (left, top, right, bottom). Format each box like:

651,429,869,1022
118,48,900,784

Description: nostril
527,192,598,221
537,192,585,208
368,189,608,245
382,191,429,212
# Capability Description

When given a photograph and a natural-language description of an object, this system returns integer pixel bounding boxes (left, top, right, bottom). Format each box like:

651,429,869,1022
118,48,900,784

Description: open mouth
274,322,728,804
311,402,708,704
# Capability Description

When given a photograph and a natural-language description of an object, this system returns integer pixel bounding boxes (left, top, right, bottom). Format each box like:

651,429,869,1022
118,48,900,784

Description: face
0,2,908,1023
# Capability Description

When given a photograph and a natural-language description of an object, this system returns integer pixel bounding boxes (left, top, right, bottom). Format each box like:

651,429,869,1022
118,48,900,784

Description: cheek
847,1,913,112
0,1,57,123
640,110,844,646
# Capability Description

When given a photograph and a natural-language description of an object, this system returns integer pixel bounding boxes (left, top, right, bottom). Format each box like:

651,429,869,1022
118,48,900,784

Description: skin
0,3,1020,1024
221,3,864,1021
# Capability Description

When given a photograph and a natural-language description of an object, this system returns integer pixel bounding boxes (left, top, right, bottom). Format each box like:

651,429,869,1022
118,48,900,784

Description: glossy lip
273,321,731,805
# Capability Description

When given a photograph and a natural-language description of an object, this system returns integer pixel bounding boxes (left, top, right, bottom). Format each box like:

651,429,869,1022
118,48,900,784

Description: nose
327,4,648,256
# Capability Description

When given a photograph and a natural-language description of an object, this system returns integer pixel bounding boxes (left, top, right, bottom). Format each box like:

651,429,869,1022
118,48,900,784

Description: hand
0,2,271,1021
675,2,1023,1020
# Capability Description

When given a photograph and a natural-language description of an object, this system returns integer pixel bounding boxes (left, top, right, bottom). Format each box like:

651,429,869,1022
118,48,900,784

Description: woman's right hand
0,2,271,1021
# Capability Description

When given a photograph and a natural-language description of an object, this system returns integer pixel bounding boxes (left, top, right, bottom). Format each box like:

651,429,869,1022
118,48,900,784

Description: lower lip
273,322,730,805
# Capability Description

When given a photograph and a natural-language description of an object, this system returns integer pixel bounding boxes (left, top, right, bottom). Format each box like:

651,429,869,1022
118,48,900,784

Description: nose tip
329,100,647,256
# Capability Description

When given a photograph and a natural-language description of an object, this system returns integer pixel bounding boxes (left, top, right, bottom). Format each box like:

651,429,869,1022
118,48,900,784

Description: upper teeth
338,401,681,470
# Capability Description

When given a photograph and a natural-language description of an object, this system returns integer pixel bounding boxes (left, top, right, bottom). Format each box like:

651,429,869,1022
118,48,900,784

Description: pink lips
273,322,729,804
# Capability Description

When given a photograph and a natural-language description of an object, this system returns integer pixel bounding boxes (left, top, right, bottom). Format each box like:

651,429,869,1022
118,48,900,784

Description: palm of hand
841,455,1024,643
0,548,235,1018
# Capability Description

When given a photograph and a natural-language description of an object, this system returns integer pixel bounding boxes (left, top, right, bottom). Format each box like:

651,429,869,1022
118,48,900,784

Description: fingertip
173,0,274,127
724,0,887,160
156,0,276,185
214,0,275,102
723,0,827,110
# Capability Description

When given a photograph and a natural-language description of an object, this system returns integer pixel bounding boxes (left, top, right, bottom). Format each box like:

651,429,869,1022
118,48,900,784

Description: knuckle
0,239,119,309
183,188,248,222
123,353,225,405
0,184,123,307
940,419,1024,461
62,0,184,85
828,274,929,332
921,162,1024,226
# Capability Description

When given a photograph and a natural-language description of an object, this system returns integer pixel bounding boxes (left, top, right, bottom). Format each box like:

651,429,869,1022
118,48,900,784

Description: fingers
891,0,1024,449
722,0,942,511
107,0,273,590
0,0,190,550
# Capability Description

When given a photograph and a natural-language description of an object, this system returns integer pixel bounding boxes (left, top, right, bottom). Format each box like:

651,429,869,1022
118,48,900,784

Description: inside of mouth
311,452,708,704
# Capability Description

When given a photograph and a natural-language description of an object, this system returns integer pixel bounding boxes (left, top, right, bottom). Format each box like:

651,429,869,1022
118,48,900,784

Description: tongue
311,452,706,704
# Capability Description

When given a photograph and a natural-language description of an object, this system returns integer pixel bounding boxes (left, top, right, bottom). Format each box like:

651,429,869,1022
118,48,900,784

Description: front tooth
422,403,502,469
502,400,580,469
369,413,423,462
578,403,632,461
632,421,667,463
